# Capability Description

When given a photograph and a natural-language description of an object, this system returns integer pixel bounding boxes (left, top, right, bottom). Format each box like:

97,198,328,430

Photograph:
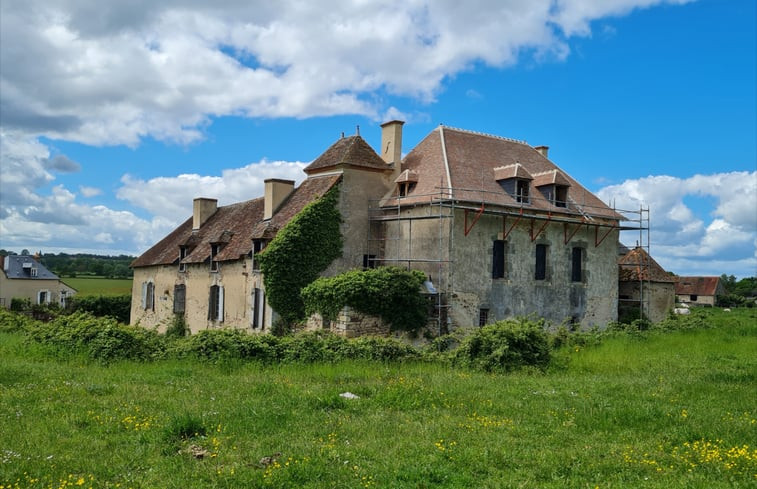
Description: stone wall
306,307,391,338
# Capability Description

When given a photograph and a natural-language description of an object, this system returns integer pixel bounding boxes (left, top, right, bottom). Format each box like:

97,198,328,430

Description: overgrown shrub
26,311,165,363
302,267,428,332
257,185,343,325
68,294,131,323
0,307,36,333
453,319,551,373
165,314,188,338
10,298,31,312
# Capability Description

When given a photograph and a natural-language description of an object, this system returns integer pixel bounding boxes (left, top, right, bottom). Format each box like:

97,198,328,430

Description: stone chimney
381,120,404,178
264,179,295,220
193,197,218,230
534,145,549,158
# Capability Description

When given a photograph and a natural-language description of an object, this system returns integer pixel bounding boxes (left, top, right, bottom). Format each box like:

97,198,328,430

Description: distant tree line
0,249,135,279
718,274,757,307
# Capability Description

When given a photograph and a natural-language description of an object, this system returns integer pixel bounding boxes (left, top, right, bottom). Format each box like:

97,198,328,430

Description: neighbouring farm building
674,276,726,307
131,122,643,336
0,254,77,308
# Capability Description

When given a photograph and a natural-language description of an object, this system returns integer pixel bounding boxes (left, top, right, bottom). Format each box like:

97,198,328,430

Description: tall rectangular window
251,287,266,329
173,284,186,314
535,244,548,280
479,308,489,327
141,282,154,310
208,285,224,321
571,247,583,282
492,240,505,279
516,180,529,203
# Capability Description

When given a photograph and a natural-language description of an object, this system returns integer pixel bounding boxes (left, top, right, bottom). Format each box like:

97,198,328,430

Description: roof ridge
438,124,529,146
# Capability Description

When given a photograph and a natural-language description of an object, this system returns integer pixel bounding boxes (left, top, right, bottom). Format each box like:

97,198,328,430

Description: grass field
0,310,755,488
62,277,132,296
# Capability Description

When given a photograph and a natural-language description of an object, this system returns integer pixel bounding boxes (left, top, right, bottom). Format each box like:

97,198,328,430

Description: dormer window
494,164,533,205
395,169,418,198
516,180,529,204
210,243,220,272
30,267,38,277
179,246,188,272
533,170,571,208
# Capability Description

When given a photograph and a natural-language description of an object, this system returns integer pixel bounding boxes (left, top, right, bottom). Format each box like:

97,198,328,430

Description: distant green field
63,277,132,296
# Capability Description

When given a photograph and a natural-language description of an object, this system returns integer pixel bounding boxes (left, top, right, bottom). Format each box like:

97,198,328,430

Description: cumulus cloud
0,0,688,146
597,171,757,277
117,160,307,222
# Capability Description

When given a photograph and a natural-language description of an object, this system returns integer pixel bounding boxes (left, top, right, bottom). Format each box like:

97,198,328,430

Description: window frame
535,243,548,281
571,246,583,283
208,284,224,322
173,284,186,314
492,239,506,279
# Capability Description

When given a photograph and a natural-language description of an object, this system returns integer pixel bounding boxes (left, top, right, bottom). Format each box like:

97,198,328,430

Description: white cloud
597,171,757,277
79,186,102,198
1,0,688,146
116,160,307,222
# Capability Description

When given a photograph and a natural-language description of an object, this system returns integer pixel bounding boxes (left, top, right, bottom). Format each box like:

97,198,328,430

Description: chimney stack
264,179,295,220
193,198,218,230
381,120,405,178
534,145,549,158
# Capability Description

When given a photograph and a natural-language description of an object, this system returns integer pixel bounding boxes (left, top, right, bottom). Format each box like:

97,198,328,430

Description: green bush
0,307,36,333
454,319,552,373
68,294,131,323
165,314,188,338
302,266,428,333
26,311,166,363
10,298,31,312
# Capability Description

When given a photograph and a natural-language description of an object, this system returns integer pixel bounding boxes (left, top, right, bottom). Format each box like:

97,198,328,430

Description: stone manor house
131,122,626,335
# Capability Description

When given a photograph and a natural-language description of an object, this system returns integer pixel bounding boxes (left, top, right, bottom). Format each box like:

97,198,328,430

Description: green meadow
63,277,132,296
1,309,755,488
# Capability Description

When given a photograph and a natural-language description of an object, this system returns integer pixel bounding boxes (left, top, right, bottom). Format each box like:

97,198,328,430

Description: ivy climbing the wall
302,267,429,333
256,185,343,325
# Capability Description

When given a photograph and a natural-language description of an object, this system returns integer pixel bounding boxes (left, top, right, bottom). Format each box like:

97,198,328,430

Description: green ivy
301,266,428,333
256,185,343,325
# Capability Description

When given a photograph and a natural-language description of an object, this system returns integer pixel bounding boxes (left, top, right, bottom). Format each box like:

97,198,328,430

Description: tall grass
0,310,755,488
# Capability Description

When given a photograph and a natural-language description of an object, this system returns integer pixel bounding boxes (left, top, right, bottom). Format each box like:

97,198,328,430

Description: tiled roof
618,247,675,282
2,255,59,280
251,174,341,239
304,135,390,174
382,126,621,220
131,174,341,268
675,276,724,296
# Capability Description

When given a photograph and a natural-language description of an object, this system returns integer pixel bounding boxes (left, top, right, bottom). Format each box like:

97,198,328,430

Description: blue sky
1,0,755,278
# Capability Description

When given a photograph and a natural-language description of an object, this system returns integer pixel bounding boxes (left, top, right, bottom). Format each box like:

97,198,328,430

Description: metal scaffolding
369,186,650,331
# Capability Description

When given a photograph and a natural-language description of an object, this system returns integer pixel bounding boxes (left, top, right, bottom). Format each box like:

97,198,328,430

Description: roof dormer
394,169,419,197
532,170,571,208
494,163,533,204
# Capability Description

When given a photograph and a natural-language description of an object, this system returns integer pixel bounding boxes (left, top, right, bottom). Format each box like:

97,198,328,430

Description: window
555,186,568,208
208,285,224,321
30,267,38,277
173,284,186,314
252,287,265,329
179,247,188,272
141,282,155,311
210,244,220,272
690,294,698,301
37,290,48,305
492,240,506,279
516,180,529,203
363,254,377,269
535,244,548,280
398,182,416,197
571,247,583,282
479,308,489,327
59,290,68,308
